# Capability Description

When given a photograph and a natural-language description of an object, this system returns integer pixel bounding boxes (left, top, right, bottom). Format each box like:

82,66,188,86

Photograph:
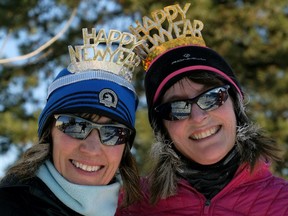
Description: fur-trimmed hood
148,122,282,203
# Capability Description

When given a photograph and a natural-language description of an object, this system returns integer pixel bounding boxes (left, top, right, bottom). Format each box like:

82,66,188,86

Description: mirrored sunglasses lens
197,91,220,110
55,116,91,139
169,101,192,120
197,87,228,111
99,126,131,145
156,86,229,121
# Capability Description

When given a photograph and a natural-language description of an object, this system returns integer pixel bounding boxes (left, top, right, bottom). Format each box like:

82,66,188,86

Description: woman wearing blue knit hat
0,28,143,216
116,3,288,216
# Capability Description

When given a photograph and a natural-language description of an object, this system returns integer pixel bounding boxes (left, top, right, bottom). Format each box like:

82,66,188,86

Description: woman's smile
190,125,220,140
71,160,103,172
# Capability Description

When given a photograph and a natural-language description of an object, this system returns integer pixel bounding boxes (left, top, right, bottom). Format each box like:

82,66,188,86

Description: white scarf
37,160,121,216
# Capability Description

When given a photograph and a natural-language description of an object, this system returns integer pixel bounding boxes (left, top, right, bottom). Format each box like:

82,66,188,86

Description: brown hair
1,113,142,206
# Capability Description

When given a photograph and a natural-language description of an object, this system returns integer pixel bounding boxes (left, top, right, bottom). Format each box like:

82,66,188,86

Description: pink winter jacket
116,162,288,216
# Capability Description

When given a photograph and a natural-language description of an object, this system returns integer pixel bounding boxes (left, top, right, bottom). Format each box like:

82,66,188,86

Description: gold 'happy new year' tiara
129,3,206,71
68,28,144,82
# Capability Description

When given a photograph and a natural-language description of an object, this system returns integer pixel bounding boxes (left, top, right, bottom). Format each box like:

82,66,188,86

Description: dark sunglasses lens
156,86,229,121
99,126,131,145
55,116,91,139
55,115,132,145
198,91,221,110
198,87,229,111
158,101,192,120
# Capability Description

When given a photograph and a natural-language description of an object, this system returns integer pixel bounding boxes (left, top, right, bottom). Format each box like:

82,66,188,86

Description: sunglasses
54,114,133,146
154,85,230,121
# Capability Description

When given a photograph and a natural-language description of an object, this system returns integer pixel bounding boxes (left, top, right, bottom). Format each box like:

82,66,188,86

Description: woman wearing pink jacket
116,3,288,215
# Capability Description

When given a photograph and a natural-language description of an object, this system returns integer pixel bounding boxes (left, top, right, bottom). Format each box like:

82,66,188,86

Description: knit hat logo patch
99,89,118,108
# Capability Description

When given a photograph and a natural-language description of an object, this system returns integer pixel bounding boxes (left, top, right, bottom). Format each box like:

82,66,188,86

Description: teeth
72,160,101,172
191,127,218,140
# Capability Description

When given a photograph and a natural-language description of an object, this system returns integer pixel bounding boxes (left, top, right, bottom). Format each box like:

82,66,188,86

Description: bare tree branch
0,7,78,65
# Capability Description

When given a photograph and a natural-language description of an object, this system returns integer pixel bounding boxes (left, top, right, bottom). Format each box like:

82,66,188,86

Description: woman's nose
79,129,103,153
188,103,208,123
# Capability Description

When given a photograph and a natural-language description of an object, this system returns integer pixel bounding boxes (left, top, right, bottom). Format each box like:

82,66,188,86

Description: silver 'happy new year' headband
67,28,144,82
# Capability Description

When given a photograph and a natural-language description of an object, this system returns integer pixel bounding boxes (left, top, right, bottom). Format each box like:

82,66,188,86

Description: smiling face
162,78,237,165
51,115,125,186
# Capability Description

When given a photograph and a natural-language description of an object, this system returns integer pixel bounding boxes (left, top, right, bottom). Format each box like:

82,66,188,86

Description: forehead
162,79,206,102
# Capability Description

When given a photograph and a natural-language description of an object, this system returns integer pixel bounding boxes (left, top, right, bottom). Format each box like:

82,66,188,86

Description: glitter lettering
68,28,143,76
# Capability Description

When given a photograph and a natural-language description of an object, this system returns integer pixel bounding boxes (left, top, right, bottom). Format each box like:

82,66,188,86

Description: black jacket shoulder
0,177,82,216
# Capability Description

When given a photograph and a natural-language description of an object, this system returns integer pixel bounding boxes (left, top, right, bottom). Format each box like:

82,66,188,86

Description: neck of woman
177,146,240,200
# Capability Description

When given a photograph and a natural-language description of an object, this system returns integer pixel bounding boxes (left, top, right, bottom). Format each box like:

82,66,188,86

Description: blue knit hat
38,28,143,146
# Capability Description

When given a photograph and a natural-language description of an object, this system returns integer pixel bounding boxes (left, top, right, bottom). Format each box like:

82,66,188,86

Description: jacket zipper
201,165,249,215
203,199,211,215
